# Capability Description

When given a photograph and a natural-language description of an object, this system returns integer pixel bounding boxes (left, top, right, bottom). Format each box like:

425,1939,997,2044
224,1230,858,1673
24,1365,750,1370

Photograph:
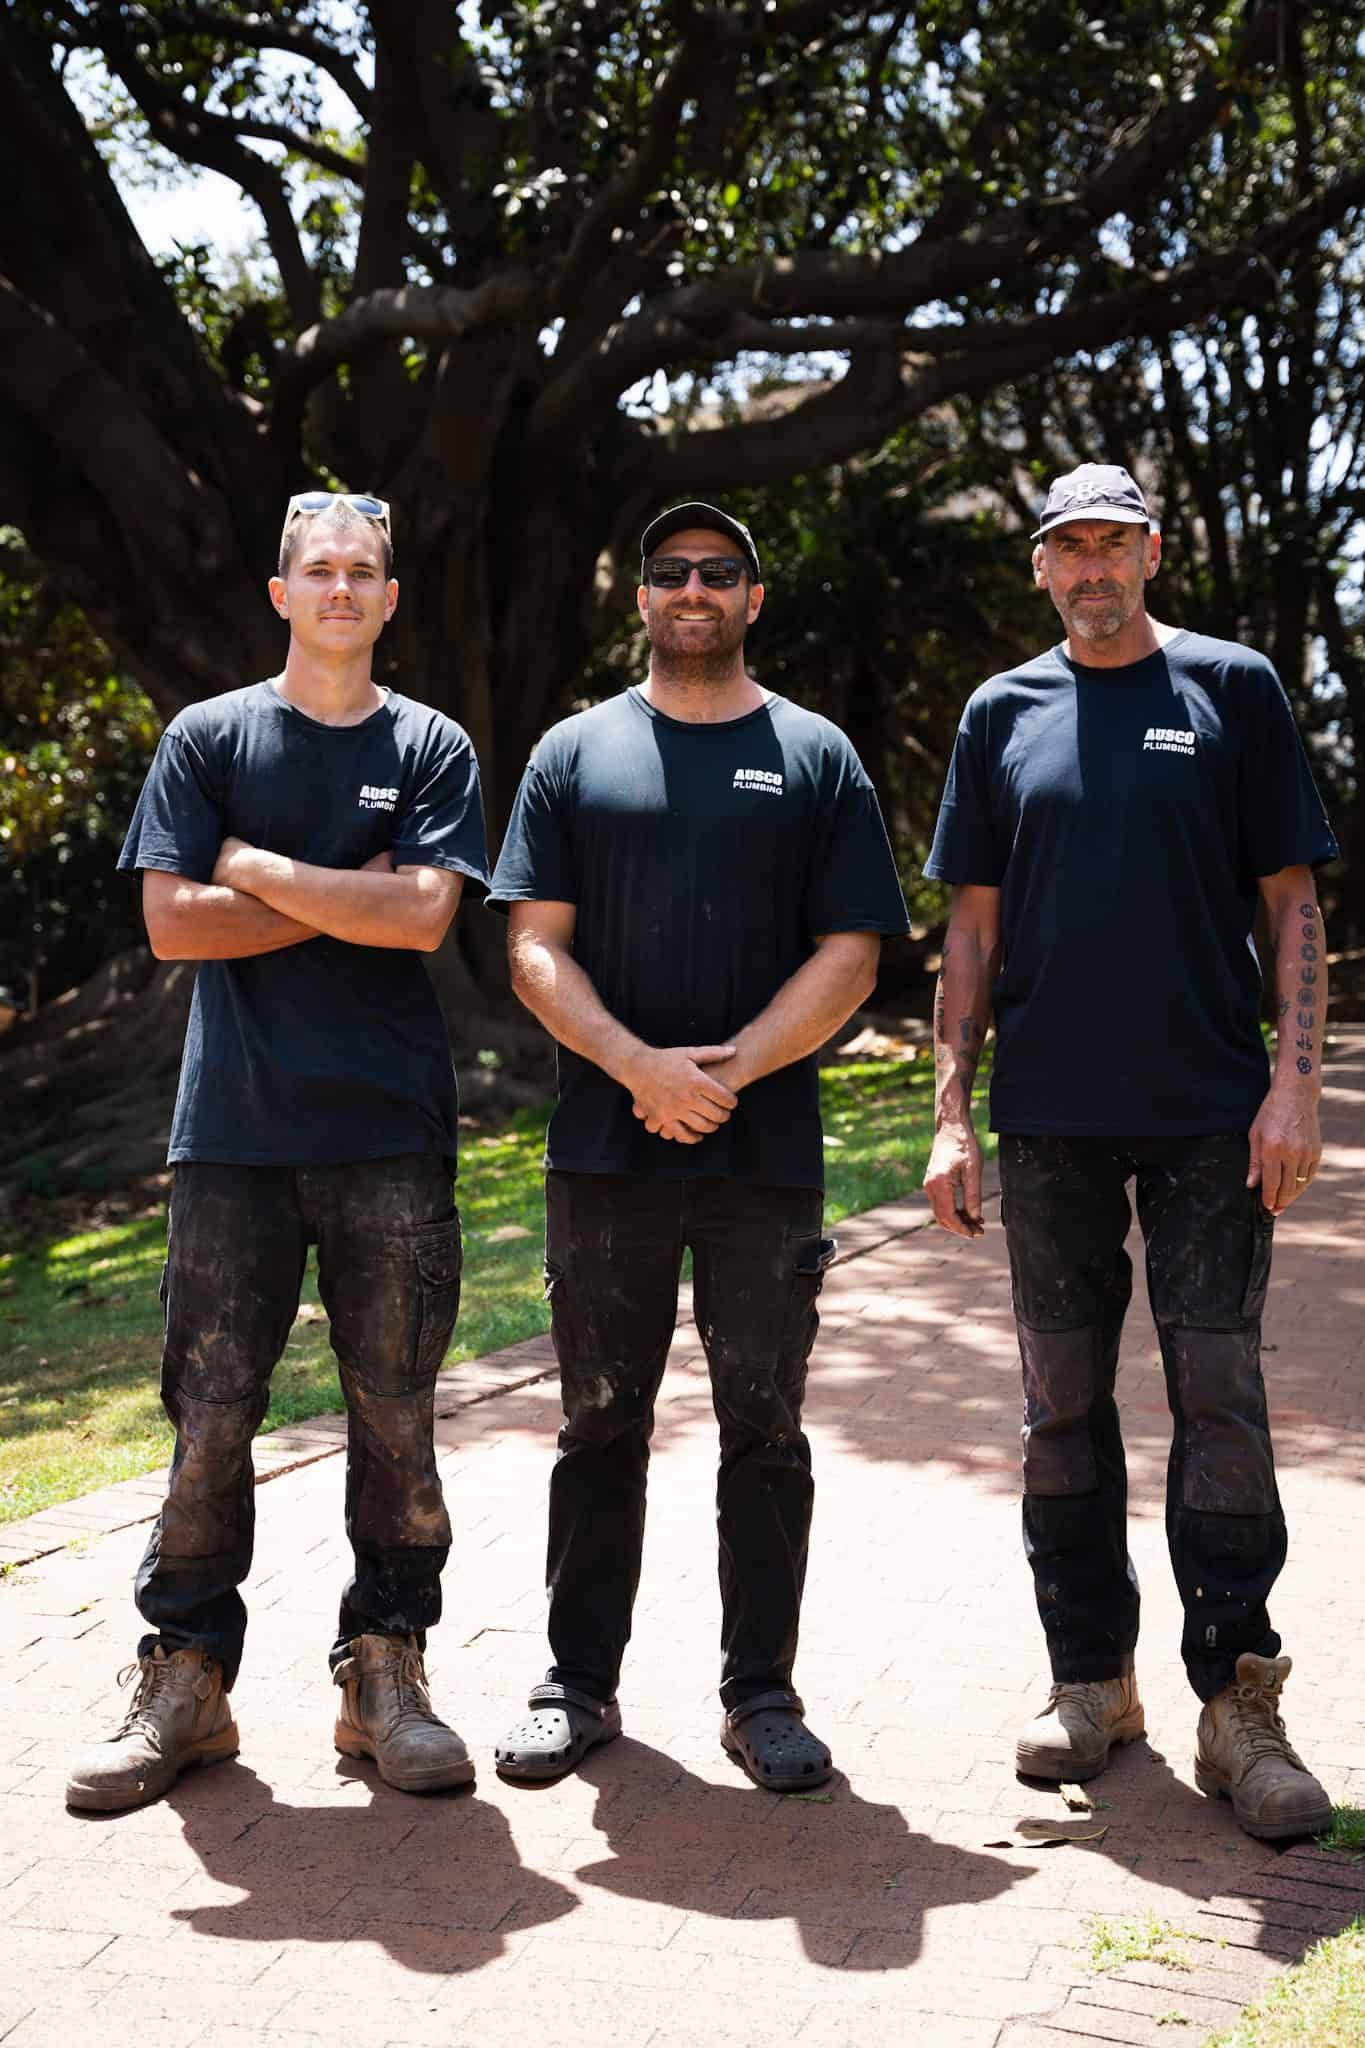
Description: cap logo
1068,480,1117,506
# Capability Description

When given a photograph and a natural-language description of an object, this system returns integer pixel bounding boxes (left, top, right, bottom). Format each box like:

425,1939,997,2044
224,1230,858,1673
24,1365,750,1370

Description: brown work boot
1195,1653,1332,1841
1015,1664,1145,1781
333,1633,474,1792
66,1646,238,1812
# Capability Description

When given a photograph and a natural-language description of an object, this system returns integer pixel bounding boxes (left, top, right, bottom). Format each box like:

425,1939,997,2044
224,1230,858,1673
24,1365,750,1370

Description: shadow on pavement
567,1735,1035,1968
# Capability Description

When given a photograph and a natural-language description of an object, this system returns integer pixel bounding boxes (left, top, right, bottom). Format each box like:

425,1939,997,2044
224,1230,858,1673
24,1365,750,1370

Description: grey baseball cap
640,502,761,580
1032,463,1152,539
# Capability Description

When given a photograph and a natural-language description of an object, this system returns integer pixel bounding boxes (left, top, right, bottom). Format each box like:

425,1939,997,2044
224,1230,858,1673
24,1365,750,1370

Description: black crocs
720,1689,834,1792
495,1681,623,1783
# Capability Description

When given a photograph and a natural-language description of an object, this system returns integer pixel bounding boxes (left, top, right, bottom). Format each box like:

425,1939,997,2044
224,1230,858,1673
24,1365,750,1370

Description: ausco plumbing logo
358,783,399,810
1142,726,1196,755
733,768,784,795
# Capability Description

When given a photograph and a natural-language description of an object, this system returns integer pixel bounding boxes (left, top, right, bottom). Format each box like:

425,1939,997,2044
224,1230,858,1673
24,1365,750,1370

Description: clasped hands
625,1043,745,1146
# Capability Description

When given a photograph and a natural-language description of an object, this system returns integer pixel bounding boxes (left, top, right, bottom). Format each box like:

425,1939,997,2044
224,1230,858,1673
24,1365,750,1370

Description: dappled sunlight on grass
0,1059,982,1524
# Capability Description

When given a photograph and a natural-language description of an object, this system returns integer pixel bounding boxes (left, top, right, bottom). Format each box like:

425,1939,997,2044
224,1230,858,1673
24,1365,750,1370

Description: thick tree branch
531,0,1292,443
639,171,1365,497
122,4,372,119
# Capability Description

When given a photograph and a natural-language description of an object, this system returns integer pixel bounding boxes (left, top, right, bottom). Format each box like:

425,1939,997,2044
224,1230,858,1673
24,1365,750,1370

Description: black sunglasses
644,555,747,589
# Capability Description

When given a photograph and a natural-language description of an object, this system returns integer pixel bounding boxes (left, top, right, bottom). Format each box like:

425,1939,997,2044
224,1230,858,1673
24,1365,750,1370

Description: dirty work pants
999,1133,1285,1702
542,1170,834,1713
134,1156,462,1687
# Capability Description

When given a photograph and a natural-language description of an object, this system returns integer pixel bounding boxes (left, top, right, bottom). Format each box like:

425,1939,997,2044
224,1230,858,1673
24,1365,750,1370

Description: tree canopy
4,0,1363,841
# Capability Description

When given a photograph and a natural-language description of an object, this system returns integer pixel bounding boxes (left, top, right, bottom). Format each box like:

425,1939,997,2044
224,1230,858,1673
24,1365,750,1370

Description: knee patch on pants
1169,1326,1277,1515
1018,1323,1099,1495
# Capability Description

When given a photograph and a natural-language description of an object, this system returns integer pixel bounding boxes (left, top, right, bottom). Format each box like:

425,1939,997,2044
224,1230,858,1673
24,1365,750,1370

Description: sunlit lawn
0,1050,991,1526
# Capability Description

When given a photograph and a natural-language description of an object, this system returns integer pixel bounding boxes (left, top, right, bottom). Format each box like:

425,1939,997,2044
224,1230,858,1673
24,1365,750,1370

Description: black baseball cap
640,502,761,581
1032,463,1153,539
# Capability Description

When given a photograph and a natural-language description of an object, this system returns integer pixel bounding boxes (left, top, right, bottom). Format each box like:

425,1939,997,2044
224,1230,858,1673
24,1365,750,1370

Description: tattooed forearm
1275,896,1327,1082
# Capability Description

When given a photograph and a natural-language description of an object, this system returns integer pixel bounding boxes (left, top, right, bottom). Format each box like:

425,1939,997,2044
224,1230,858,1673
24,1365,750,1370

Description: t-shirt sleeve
116,725,226,883
922,701,1004,886
1237,663,1339,877
802,738,910,937
391,723,491,886
486,743,577,914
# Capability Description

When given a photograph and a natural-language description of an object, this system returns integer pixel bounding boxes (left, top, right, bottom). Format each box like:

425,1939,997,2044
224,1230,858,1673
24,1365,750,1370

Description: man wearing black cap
488,503,908,1789
922,462,1339,1840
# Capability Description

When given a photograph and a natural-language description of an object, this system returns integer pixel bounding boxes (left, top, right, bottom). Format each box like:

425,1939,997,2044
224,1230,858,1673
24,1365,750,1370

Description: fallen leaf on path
985,1816,1109,1848
1060,1782,1095,1811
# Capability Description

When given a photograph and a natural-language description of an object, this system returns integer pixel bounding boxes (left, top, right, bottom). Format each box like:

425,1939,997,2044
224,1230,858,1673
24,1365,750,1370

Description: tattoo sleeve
1274,897,1327,1084
932,922,998,1131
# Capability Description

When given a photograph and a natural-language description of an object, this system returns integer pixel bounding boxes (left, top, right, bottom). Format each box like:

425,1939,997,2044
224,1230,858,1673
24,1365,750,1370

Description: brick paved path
3,1036,1364,2048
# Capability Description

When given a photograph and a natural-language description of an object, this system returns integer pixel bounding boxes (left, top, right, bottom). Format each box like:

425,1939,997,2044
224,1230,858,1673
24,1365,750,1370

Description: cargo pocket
781,1233,837,1371
414,1215,462,1379
1240,1200,1275,1322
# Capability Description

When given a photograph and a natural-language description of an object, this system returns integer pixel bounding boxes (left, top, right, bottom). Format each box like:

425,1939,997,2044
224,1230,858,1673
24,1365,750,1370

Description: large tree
3,0,1363,869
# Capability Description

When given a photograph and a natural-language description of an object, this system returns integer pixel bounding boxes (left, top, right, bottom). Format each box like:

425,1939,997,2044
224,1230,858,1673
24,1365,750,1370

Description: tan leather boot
1015,1665,1145,1780
1195,1653,1332,1841
333,1634,474,1792
66,1647,238,1812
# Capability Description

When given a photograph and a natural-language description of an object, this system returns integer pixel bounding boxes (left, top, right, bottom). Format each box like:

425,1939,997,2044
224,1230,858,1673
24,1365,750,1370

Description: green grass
1086,1915,1196,1974
1317,1807,1365,1860
1204,1918,1365,2047
0,1050,986,1525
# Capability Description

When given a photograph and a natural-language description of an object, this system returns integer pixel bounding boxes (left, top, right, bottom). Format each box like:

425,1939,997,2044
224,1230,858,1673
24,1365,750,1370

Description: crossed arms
507,900,880,1143
142,839,462,960
921,865,1328,1233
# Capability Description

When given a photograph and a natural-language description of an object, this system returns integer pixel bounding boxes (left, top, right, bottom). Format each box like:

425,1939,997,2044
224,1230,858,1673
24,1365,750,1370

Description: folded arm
142,866,321,961
506,900,739,1143
212,838,461,953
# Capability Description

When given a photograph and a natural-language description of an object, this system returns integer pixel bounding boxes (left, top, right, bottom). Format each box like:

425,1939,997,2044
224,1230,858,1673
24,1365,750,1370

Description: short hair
278,500,394,580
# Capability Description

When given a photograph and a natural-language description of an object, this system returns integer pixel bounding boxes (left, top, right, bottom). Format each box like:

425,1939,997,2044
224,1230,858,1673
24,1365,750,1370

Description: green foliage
1086,1914,1196,1973
0,536,160,1004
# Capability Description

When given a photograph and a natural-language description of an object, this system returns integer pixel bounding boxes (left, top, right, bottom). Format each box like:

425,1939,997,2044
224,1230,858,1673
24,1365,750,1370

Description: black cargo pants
999,1132,1285,1701
541,1170,836,1713
134,1154,462,1686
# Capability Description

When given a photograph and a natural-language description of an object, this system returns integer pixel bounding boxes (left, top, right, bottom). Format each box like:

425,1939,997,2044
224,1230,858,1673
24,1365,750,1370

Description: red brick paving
2,1032,1364,2046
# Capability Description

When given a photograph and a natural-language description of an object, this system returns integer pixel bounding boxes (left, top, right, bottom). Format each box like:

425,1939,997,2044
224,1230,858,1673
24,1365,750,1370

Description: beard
1059,584,1142,643
645,600,749,682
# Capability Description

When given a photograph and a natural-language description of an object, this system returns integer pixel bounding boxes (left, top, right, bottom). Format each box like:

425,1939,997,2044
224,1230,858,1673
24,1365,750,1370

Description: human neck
640,661,766,724
1064,612,1180,670
275,645,383,726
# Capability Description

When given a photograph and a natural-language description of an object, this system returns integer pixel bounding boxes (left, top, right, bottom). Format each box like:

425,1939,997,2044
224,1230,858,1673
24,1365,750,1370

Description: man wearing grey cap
922,462,1339,1841
487,502,908,1789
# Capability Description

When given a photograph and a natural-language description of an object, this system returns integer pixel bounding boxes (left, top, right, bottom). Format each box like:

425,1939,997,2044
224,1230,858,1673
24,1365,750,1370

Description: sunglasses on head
284,491,391,536
644,554,747,589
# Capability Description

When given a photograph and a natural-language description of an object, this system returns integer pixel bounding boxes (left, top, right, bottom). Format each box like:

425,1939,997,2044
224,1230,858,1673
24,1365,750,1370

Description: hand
923,1123,985,1239
625,1044,739,1143
360,848,395,873
211,835,257,889
1247,1082,1322,1214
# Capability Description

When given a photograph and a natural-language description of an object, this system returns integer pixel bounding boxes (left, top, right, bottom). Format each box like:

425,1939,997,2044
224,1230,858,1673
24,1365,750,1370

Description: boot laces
381,1644,436,1735
113,1655,173,1745
1046,1679,1119,1733
1228,1680,1304,1771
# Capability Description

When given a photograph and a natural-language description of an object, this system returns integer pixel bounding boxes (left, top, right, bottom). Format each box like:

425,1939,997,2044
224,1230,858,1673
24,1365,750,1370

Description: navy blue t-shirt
924,633,1338,1136
119,681,490,1165
489,687,909,1187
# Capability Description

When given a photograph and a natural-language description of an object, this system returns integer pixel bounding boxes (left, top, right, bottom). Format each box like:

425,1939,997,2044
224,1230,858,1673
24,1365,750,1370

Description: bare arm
506,900,739,1142
142,867,320,961
652,931,881,1138
1249,865,1327,1214
212,837,461,953
922,884,1002,1238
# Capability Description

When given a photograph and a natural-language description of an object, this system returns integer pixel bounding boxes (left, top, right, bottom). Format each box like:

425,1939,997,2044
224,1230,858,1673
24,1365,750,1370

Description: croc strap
527,1681,616,1719
724,1689,804,1727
